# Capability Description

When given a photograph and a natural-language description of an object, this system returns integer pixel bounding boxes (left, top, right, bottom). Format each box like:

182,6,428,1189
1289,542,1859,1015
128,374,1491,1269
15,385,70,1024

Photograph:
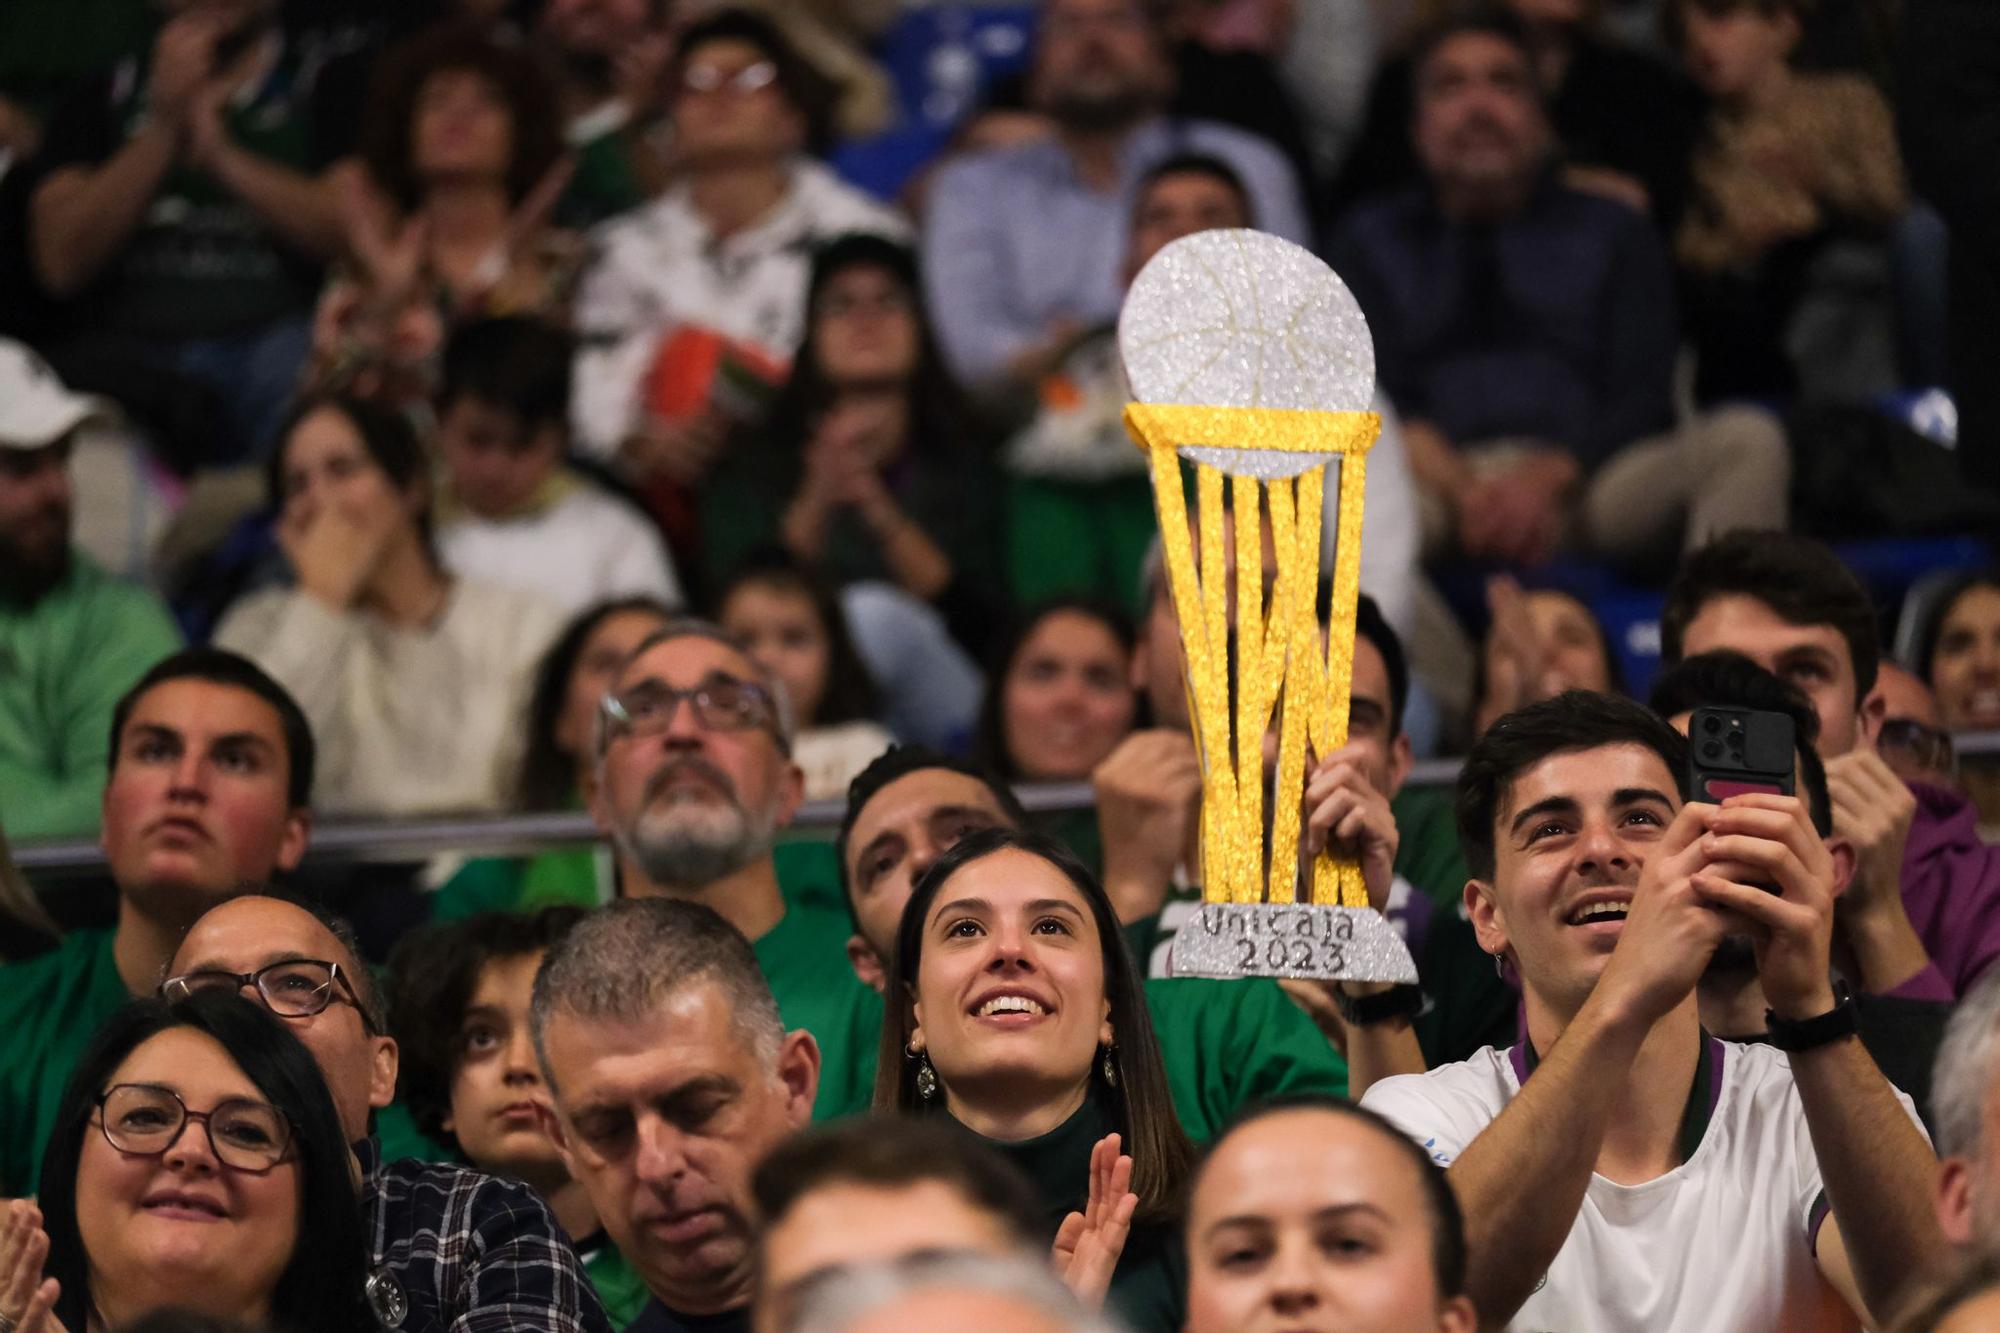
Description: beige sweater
215,581,565,817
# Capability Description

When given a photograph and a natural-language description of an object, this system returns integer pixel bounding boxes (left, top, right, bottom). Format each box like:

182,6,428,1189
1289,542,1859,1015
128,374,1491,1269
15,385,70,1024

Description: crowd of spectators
4,0,2000,1329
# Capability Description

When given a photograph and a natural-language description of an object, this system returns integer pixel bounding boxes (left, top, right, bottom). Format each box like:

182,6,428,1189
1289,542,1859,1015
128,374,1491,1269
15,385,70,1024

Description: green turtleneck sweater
948,1097,1186,1333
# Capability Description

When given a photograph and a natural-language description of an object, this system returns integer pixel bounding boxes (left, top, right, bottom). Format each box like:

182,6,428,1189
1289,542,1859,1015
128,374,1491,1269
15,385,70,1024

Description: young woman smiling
874,828,1194,1333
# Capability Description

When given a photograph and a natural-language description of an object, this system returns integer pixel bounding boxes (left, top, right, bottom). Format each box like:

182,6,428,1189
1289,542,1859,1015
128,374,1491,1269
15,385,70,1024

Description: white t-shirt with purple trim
1362,1035,1921,1332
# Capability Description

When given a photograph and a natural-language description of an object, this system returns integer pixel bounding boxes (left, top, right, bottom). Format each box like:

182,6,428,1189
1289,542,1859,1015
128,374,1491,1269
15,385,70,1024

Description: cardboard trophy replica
1119,229,1418,983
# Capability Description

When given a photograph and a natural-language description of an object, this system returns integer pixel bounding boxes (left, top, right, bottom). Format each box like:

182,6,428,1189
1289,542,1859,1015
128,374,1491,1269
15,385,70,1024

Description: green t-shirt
751,903,884,1122
0,551,182,839
0,929,133,1195
582,1237,651,1330
1144,977,1347,1139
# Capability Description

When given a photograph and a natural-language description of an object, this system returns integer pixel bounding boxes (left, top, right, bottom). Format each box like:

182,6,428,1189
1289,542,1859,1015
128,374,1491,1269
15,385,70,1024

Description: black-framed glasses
162,959,375,1033
1878,718,1957,776
94,1083,294,1172
600,674,781,745
680,60,777,97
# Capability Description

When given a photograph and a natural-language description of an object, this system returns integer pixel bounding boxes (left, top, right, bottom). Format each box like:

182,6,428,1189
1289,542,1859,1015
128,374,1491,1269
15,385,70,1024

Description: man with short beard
1329,9,1787,571
0,339,180,839
922,0,1309,390
588,618,882,1119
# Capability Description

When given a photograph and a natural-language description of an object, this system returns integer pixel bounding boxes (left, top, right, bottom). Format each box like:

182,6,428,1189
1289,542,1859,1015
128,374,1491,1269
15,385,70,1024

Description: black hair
517,595,677,810
1195,1095,1468,1299
1915,569,2000,687
386,907,588,1150
835,746,1031,926
109,649,316,810
360,19,566,211
752,1113,1045,1245
1648,651,1831,837
267,393,436,553
1456,691,1692,881
972,599,1138,782
1353,593,1410,740
760,233,985,479
1411,6,1541,97
1133,152,1255,225
439,316,575,432
674,8,837,155
1666,0,1812,52
37,992,373,1333
874,827,1195,1226
1661,531,1881,701
715,547,879,729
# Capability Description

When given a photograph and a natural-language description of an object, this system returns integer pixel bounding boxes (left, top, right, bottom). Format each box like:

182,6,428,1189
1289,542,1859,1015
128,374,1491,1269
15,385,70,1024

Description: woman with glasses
215,394,565,816
0,990,372,1332
875,828,1194,1332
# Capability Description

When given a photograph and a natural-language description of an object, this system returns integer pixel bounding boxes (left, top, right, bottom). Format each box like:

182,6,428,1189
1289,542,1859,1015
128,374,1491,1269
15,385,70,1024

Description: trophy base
1168,903,1419,983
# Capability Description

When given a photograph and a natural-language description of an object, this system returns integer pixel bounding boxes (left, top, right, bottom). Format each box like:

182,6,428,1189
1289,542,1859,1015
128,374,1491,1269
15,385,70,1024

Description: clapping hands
1051,1134,1138,1310
1,1201,66,1333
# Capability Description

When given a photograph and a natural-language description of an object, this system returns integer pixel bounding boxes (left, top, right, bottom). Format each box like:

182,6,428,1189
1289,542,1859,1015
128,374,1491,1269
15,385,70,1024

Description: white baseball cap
0,339,112,450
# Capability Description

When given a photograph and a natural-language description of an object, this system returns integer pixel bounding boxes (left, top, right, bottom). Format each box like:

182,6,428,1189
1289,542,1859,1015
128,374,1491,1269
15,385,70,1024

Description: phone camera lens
1703,716,1723,735
1702,741,1722,759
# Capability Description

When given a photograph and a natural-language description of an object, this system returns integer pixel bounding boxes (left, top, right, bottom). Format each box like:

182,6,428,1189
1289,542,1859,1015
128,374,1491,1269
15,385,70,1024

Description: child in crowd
386,908,649,1326
716,548,892,801
433,317,682,615
1672,0,1907,402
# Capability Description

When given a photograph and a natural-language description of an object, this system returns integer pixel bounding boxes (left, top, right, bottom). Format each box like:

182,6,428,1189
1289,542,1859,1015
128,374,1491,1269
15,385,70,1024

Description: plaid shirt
361,1140,615,1333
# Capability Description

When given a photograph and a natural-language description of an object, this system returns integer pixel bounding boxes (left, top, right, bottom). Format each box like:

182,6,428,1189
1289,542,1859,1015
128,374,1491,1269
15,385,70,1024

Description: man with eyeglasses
1662,530,2000,999
163,889,613,1333
0,648,310,1201
571,9,907,469
589,617,882,1119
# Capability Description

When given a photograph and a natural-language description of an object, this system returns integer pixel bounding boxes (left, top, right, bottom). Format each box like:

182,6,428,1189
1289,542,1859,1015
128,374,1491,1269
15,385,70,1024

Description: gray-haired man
587,617,884,1119
532,898,820,1333
1934,969,2000,1247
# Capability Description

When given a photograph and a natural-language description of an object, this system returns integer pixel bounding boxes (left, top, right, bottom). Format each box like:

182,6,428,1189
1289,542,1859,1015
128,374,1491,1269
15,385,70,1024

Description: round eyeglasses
95,1083,294,1172
162,959,376,1033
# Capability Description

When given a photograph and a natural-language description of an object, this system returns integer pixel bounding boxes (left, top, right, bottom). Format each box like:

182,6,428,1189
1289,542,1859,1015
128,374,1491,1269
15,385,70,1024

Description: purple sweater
1900,781,2000,997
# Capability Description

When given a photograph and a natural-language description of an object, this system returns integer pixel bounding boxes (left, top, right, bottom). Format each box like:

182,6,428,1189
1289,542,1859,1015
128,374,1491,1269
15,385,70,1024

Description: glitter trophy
1119,229,1418,983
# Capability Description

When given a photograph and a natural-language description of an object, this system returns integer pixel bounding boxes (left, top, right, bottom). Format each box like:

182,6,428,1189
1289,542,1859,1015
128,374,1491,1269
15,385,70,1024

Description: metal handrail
15,731,1999,872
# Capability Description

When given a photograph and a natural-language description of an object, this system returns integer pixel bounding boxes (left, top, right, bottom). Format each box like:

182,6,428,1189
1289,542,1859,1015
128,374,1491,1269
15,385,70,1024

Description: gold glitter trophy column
1119,229,1418,983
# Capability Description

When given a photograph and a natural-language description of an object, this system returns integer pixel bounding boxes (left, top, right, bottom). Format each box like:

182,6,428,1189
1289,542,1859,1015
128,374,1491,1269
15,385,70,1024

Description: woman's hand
1051,1133,1138,1309
340,172,428,304
1,1201,67,1333
279,502,397,611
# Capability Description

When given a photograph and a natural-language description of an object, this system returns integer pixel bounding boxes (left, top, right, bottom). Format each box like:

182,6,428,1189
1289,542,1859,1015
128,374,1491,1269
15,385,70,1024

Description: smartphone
1687,706,1796,803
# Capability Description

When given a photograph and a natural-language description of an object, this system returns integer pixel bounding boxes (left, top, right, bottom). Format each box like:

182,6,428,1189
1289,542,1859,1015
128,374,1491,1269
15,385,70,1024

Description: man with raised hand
1663,529,2000,998
1363,690,1938,1330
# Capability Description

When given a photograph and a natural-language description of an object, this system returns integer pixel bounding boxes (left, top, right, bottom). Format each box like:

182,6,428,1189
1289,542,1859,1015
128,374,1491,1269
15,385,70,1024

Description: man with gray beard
589,618,883,1119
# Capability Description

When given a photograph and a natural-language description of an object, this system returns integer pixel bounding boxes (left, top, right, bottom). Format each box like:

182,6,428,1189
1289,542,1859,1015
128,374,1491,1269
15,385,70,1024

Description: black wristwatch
1764,982,1858,1052
1334,983,1426,1028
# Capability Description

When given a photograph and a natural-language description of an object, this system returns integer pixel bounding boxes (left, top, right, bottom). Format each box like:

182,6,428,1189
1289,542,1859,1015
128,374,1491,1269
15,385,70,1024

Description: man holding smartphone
1662,530,2000,998
1362,689,1939,1331
1650,650,1953,1117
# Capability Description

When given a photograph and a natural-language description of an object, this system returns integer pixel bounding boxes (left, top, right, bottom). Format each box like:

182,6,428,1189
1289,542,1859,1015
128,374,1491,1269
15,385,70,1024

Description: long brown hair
872,827,1193,1225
